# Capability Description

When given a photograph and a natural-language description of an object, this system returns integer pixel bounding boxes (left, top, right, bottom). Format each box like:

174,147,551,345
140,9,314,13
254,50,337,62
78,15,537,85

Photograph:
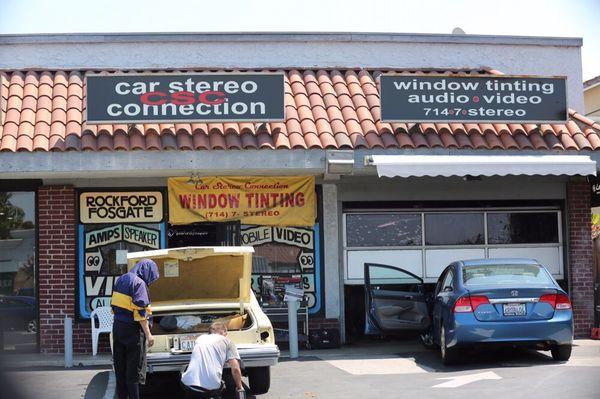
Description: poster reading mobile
168,176,316,227
380,74,567,123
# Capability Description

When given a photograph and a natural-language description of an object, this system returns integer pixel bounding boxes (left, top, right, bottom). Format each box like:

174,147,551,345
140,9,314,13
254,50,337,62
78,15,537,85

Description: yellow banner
168,176,316,226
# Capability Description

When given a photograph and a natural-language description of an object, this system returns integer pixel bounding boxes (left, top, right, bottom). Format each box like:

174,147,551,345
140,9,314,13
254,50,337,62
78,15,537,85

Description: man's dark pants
113,320,147,399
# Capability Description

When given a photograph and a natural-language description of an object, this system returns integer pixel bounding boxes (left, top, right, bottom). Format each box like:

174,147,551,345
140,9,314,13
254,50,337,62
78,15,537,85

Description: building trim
0,32,583,47
2,149,599,179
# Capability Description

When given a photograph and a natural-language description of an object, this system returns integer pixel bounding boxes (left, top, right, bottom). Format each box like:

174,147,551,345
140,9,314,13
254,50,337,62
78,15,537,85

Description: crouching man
181,321,245,399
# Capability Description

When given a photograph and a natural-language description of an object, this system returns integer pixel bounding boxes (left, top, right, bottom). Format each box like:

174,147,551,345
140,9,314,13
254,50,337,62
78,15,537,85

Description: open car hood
127,246,254,309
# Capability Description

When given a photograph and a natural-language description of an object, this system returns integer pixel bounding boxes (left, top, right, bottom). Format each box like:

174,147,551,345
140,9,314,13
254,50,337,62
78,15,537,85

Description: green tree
0,192,25,239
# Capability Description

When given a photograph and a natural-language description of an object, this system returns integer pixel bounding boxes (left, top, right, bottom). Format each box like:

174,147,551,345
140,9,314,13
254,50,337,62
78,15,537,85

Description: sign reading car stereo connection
85,72,285,123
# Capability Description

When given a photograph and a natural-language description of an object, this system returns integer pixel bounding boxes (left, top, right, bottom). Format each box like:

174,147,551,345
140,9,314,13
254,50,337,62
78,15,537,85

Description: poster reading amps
380,75,567,123
78,191,166,319
85,73,284,123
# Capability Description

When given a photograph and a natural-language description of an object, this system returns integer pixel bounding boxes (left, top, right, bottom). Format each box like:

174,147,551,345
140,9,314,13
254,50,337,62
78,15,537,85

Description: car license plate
503,303,527,316
178,336,198,352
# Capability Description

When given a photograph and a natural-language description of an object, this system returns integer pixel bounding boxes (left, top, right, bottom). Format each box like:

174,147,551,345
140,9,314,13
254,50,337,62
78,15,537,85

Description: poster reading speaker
168,176,316,227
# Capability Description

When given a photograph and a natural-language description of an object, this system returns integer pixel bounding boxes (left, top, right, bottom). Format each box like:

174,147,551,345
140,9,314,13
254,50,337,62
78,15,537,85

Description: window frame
344,212,423,248
343,207,563,284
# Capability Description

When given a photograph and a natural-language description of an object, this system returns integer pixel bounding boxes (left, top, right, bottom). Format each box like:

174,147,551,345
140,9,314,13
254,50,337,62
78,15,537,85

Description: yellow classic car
126,246,279,394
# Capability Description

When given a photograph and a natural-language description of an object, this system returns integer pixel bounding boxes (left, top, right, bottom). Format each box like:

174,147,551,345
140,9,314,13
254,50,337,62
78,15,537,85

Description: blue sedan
364,258,573,365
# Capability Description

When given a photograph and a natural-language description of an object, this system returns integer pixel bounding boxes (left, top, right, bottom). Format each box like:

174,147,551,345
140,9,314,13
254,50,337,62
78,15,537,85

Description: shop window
425,213,484,245
241,225,320,314
346,213,421,247
77,191,166,319
0,191,37,352
487,212,559,244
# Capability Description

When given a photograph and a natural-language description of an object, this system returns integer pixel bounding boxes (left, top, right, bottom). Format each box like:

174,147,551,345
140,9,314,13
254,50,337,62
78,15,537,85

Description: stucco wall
584,85,600,118
0,33,585,111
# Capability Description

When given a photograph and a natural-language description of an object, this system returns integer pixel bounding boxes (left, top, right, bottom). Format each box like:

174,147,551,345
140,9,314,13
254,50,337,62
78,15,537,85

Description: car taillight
539,293,572,310
555,294,572,310
453,295,489,313
539,294,556,307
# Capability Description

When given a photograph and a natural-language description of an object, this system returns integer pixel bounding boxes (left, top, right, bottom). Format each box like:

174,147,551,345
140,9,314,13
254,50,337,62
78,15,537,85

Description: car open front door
364,263,431,335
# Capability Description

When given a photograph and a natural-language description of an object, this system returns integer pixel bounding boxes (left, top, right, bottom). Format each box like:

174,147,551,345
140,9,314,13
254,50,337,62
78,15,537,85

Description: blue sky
1,0,599,80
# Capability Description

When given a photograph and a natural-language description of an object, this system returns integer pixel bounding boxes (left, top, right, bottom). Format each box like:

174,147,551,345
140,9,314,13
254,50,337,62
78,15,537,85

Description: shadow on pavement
141,372,259,399
84,371,110,399
404,347,558,373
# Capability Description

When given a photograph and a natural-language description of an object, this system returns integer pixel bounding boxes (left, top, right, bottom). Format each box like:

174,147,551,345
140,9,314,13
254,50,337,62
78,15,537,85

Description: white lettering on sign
273,227,313,249
84,276,116,297
85,225,122,249
85,250,104,272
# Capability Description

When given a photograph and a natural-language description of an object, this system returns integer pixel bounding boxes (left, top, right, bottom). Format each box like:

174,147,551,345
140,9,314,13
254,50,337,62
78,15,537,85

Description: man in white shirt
181,321,244,397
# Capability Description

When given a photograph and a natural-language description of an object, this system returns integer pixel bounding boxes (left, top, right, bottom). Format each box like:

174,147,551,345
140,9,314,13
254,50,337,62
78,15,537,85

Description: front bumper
448,310,573,348
146,343,280,373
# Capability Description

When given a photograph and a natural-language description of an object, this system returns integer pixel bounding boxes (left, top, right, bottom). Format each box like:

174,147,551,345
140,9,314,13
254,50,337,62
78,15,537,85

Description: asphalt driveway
3,339,600,399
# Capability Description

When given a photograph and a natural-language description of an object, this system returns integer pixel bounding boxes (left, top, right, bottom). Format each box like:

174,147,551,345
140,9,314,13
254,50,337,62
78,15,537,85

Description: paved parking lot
4,339,600,399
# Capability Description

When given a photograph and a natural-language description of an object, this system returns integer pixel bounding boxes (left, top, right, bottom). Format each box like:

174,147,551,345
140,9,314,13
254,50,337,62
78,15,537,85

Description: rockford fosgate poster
85,73,285,123
77,190,166,319
380,75,567,122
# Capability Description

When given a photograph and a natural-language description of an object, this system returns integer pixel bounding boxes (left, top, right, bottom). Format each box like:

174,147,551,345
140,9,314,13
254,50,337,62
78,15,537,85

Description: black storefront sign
86,73,285,123
380,74,567,123
590,176,600,208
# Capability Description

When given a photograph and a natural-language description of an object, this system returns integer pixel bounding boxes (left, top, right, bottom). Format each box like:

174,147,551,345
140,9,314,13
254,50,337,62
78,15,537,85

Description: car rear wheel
440,325,460,365
247,366,270,394
550,345,572,361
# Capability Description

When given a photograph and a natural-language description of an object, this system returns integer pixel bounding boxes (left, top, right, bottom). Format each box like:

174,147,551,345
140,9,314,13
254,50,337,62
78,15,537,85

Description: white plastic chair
90,306,114,356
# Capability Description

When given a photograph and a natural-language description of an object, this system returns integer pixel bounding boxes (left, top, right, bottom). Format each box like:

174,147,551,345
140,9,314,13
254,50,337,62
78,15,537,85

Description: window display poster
243,224,321,314
77,190,166,319
78,223,166,318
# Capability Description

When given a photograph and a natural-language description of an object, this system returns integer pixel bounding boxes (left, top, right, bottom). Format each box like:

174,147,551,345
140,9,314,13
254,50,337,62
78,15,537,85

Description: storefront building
0,32,598,353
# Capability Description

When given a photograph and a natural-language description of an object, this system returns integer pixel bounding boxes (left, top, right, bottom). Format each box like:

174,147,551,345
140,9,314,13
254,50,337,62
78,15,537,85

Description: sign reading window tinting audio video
86,73,285,123
380,75,567,123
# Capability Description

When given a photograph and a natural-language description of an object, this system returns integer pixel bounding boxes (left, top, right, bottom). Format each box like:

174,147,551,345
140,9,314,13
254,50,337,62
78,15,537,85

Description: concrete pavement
2,339,600,398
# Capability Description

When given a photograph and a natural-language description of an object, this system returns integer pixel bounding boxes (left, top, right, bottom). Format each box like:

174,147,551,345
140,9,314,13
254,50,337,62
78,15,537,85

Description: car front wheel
550,345,572,361
440,324,460,365
247,366,271,395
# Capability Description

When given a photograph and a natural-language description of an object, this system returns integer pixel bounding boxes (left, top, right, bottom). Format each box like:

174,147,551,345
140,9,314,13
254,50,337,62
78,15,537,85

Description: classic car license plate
503,303,526,316
178,336,198,352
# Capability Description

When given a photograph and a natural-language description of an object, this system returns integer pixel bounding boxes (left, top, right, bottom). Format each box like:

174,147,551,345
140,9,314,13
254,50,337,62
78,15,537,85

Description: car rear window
462,264,553,286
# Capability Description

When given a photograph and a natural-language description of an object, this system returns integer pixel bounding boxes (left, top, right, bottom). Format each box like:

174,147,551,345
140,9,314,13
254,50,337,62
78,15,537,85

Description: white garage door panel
488,247,562,275
425,249,485,278
346,250,422,281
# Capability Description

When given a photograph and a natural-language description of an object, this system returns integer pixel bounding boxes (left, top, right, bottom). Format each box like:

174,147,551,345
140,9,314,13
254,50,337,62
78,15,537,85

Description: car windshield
462,264,553,286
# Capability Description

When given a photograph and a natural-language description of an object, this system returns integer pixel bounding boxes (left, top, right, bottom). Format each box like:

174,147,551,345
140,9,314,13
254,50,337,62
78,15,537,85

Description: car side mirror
443,286,453,292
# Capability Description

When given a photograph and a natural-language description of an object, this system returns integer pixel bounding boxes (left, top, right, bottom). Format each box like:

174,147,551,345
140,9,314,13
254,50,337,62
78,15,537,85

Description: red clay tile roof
1,69,599,152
